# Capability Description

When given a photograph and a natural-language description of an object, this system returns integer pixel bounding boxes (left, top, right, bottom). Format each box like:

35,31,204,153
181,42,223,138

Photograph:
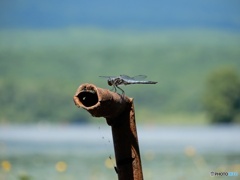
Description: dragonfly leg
116,86,125,95
113,85,117,92
110,85,117,92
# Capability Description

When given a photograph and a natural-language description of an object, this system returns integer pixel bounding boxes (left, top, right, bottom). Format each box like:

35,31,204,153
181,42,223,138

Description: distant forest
0,29,240,123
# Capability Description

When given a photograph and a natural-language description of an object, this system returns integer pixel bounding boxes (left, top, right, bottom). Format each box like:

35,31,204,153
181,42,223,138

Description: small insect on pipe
99,74,157,94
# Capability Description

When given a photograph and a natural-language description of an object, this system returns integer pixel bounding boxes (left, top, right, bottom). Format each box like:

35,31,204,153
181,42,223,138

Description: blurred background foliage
203,67,240,124
1,1,240,180
0,0,240,124
0,29,240,124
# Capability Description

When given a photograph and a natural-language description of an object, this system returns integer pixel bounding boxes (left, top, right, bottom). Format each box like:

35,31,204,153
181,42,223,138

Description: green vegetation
0,28,240,124
1,152,240,179
203,68,240,123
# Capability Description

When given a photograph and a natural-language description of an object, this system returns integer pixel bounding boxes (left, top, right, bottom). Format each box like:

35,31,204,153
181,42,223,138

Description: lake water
0,125,239,180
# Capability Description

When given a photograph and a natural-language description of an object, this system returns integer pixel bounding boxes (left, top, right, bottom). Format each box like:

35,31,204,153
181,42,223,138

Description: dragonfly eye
107,80,113,86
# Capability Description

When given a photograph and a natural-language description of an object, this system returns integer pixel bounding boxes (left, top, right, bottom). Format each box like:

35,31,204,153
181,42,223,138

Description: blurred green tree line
0,29,240,124
0,79,88,123
203,68,240,123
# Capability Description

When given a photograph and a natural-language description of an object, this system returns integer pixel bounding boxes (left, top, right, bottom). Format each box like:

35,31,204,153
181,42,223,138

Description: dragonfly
99,75,157,94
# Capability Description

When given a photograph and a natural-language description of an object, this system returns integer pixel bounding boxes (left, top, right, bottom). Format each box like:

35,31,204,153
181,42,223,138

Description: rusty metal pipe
73,83,143,180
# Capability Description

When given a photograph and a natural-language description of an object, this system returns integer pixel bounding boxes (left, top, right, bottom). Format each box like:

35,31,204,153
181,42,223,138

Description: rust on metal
73,83,130,119
107,101,143,180
73,83,143,180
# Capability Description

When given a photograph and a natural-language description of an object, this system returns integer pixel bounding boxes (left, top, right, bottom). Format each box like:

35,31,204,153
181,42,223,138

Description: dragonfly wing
119,75,132,80
101,75,147,80
120,75,147,80
132,75,147,80
99,76,118,79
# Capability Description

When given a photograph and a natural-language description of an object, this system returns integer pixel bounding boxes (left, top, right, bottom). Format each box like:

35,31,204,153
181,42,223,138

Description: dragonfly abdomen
123,80,157,85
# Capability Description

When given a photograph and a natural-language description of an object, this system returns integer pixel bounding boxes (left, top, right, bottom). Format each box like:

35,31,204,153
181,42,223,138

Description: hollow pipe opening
77,91,98,107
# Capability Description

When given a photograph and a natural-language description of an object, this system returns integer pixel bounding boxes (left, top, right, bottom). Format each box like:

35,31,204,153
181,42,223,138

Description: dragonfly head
107,79,113,86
